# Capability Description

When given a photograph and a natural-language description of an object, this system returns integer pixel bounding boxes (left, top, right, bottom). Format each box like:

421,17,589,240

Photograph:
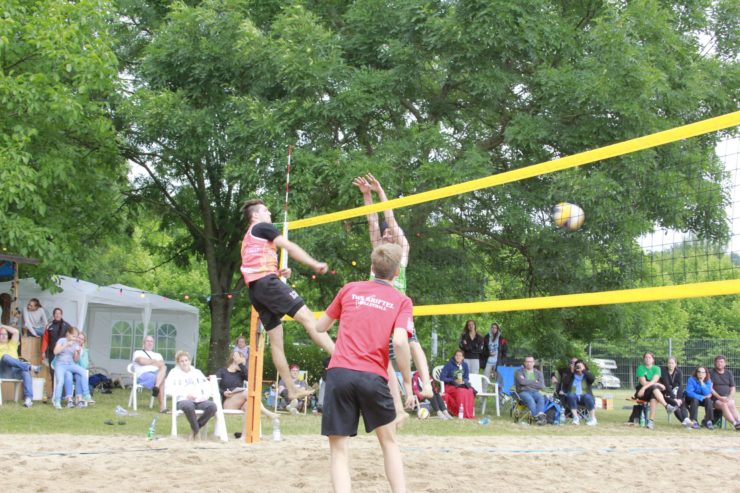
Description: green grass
2,387,734,438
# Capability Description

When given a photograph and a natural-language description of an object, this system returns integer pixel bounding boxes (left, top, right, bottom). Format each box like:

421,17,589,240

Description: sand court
2,432,739,492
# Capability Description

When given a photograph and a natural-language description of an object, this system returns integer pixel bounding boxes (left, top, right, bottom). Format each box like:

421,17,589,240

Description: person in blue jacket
684,366,714,430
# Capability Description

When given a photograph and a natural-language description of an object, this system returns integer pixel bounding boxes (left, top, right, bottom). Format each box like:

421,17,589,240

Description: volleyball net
282,111,740,317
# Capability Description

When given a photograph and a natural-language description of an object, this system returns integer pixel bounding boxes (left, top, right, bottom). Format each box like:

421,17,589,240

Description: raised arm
365,174,410,263
273,235,328,274
2,324,19,340
353,176,382,247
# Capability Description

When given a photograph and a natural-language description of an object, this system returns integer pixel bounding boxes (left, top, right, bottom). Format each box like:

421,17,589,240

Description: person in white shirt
165,351,217,440
132,335,167,412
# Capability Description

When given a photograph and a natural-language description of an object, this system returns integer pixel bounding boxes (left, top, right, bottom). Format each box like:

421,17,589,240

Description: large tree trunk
208,295,233,374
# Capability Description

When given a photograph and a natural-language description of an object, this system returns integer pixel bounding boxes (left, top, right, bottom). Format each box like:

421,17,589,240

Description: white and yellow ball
417,407,430,419
552,202,585,231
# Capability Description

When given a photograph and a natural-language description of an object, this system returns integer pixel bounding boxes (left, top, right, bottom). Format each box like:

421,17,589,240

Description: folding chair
469,373,500,417
127,363,154,411
396,371,420,410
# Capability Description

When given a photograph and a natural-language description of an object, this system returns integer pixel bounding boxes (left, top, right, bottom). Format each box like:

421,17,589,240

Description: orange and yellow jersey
240,222,280,284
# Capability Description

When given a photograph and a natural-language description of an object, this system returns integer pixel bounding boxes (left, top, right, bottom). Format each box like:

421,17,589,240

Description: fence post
588,343,592,358
668,338,672,359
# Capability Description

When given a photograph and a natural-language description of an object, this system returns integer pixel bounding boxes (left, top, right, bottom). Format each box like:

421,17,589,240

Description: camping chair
495,365,519,415
469,373,500,417
127,363,154,411
553,391,589,423
396,371,420,411
274,370,309,415
510,389,535,424
169,375,228,442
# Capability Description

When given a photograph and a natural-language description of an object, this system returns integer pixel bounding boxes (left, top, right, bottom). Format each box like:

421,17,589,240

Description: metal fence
585,338,740,389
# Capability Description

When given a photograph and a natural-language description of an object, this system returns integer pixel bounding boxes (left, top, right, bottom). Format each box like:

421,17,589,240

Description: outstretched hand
314,262,329,275
364,173,382,193
352,176,371,194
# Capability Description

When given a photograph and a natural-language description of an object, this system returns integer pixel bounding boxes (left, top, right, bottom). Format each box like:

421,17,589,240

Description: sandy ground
1,431,739,492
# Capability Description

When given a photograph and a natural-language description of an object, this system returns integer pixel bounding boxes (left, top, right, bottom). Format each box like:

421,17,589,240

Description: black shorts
321,368,396,437
248,274,305,330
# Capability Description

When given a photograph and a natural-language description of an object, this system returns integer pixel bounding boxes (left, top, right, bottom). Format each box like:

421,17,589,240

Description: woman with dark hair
660,356,692,427
684,366,715,429
459,320,483,375
440,350,476,419
561,359,596,425
41,308,71,384
216,351,249,410
481,322,508,382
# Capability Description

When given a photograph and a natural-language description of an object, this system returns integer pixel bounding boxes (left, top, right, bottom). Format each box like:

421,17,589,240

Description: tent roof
0,276,198,314
0,253,39,265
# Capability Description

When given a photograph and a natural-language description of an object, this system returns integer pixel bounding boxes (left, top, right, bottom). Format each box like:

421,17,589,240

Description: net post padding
245,307,264,444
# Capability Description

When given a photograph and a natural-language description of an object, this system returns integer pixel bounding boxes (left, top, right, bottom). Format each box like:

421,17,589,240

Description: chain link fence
586,338,740,389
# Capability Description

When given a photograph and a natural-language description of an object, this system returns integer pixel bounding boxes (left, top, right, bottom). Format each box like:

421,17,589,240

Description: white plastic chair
127,363,154,411
432,365,445,396
469,373,500,416
169,375,228,442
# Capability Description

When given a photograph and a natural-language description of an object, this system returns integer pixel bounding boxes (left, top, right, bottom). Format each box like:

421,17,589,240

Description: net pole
245,306,263,443
279,145,292,271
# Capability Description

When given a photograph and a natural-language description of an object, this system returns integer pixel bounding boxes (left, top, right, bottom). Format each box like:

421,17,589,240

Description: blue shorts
137,371,157,389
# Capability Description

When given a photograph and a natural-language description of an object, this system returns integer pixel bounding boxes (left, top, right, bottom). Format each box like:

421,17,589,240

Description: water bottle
272,418,282,441
147,415,158,440
458,403,464,419
639,407,646,427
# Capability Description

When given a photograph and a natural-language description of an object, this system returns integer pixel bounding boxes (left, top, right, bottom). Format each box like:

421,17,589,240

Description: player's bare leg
387,363,408,429
268,324,314,401
293,306,335,355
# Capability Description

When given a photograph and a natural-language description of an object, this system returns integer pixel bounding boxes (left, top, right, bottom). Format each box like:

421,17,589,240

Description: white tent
0,276,199,382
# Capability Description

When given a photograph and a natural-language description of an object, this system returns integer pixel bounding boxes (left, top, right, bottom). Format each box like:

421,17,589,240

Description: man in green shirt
635,351,676,429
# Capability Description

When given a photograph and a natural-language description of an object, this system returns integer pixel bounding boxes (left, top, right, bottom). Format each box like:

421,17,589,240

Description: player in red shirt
240,199,335,401
316,243,414,493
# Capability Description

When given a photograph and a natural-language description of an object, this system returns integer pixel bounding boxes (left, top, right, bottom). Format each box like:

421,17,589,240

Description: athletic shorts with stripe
248,274,305,330
321,368,396,437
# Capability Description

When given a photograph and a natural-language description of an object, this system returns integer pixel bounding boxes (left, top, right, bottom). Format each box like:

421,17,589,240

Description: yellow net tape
289,111,740,230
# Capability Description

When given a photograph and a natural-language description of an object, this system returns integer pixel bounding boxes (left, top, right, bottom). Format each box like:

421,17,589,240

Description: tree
116,0,738,370
0,0,127,282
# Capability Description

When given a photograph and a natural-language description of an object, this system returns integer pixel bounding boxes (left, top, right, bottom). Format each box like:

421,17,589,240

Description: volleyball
552,202,585,231
417,407,430,419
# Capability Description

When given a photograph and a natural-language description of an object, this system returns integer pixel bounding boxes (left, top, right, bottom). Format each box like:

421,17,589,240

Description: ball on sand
552,202,585,231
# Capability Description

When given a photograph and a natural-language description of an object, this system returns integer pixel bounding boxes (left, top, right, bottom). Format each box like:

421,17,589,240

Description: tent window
157,323,177,362
110,321,133,360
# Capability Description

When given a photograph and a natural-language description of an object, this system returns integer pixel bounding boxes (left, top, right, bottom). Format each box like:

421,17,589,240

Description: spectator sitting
0,324,41,407
553,358,577,397
635,351,676,430
52,326,92,409
480,322,507,383
459,320,484,375
515,355,548,425
708,355,740,430
23,298,48,337
660,356,691,427
132,335,167,413
684,366,715,430
72,332,93,406
233,335,249,362
561,359,597,426
440,349,476,418
164,351,217,440
215,351,249,410
41,307,71,386
412,370,451,420
279,363,308,414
